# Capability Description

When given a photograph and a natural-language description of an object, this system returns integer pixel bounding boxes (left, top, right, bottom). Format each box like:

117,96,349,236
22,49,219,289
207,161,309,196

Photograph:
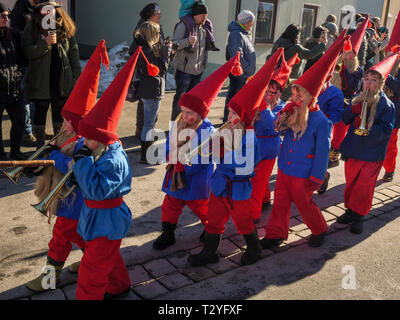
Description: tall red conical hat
294,33,350,98
326,29,350,81
61,40,109,133
78,47,156,145
227,47,283,127
271,53,299,90
368,48,400,80
350,15,370,55
386,11,400,53
178,52,243,119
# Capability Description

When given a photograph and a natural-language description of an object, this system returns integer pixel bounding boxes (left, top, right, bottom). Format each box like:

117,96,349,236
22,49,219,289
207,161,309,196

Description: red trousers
383,128,399,173
205,192,255,235
48,216,86,263
331,121,349,150
76,237,130,300
250,159,276,219
161,194,208,224
344,158,383,216
264,170,327,240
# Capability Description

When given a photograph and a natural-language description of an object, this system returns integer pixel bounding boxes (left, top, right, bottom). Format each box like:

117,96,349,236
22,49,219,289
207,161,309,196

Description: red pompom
147,64,159,76
344,40,352,52
231,63,243,76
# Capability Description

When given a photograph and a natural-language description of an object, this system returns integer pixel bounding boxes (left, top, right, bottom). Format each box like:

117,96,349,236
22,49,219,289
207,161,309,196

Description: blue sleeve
48,149,72,174
259,109,276,130
228,32,251,73
368,104,395,142
310,119,332,184
342,103,357,125
344,68,363,92
72,155,128,200
386,75,400,94
326,91,344,124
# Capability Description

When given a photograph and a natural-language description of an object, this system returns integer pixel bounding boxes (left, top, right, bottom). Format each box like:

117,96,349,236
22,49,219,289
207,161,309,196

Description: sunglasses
265,90,278,96
0,13,9,20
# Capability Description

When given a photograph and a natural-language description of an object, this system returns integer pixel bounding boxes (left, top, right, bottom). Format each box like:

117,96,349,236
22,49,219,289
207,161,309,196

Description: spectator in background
223,9,256,122
131,21,173,164
22,1,81,149
129,2,164,140
322,22,338,48
0,3,26,160
324,14,337,25
10,0,38,147
170,1,208,121
303,25,328,72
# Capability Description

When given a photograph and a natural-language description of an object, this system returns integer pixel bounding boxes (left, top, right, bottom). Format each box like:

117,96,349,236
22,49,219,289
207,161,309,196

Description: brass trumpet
2,129,64,184
354,88,369,136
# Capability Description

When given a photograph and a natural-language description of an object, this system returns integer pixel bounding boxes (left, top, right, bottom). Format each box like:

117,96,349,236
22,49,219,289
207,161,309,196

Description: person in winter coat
22,1,81,149
131,21,173,164
338,55,396,235
0,3,26,160
268,24,326,80
223,9,256,122
303,26,328,72
170,1,208,121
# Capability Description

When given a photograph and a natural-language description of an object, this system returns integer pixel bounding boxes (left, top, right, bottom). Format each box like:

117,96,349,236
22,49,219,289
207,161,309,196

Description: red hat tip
344,40,353,52
391,44,400,54
231,62,243,76
147,64,159,76
295,56,301,64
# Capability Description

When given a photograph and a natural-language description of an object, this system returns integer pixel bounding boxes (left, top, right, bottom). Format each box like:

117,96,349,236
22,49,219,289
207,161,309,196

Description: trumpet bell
2,167,23,184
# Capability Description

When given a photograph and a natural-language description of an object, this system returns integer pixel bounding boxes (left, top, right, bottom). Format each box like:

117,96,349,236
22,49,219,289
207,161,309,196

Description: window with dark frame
301,4,319,42
255,0,278,44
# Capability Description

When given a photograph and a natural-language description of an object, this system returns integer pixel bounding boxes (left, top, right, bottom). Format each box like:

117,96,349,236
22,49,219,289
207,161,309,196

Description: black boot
260,237,283,249
308,232,326,247
34,125,46,150
336,208,353,224
199,229,205,243
241,230,262,266
152,222,176,250
317,172,330,194
206,42,220,51
140,141,152,164
104,287,131,300
187,232,221,267
350,212,364,234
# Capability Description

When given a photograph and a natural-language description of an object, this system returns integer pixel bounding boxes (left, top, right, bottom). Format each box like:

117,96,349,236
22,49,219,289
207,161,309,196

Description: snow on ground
80,42,176,96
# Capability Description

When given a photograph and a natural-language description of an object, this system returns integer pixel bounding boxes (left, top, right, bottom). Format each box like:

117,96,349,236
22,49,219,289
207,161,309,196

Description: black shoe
383,172,394,182
261,201,271,212
152,222,176,250
350,212,364,234
104,287,131,300
206,42,220,51
10,151,26,160
140,141,153,164
336,209,353,224
199,229,205,243
317,172,330,194
260,237,284,249
187,232,221,267
241,231,262,265
308,232,326,247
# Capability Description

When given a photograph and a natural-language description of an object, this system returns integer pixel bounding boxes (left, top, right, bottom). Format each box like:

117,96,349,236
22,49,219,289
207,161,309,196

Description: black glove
42,144,59,158
69,172,78,186
23,166,46,178
73,146,92,162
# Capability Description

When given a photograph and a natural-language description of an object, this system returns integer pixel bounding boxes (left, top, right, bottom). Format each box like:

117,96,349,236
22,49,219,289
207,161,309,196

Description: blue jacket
162,118,215,200
254,100,284,160
385,74,400,129
318,84,345,124
48,137,84,220
341,66,363,99
226,21,256,79
340,92,395,162
278,108,332,184
73,141,132,241
211,130,261,201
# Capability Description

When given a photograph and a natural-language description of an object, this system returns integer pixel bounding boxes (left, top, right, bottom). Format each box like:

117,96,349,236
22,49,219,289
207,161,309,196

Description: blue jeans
24,102,35,135
223,74,247,122
171,69,203,121
141,98,161,142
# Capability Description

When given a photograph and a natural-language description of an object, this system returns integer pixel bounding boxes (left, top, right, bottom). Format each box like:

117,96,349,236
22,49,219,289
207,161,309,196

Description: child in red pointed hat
188,48,282,268
330,17,370,165
153,52,243,251
250,51,299,223
338,51,398,234
72,46,152,300
382,46,400,182
25,40,109,293
261,33,348,250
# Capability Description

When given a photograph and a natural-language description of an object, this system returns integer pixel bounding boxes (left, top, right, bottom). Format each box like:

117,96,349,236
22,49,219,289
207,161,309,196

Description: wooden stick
0,160,55,168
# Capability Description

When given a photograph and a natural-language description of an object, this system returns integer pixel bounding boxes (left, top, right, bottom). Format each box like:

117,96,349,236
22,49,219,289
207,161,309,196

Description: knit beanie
237,10,255,24
191,2,208,16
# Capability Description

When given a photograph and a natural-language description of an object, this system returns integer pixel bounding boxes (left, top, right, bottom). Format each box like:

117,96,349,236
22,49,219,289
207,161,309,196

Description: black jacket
0,27,24,98
131,35,172,100
10,0,35,35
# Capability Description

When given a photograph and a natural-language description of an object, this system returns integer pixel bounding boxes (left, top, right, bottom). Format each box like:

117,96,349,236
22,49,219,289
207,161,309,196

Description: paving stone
205,257,238,274
325,205,345,217
31,289,66,300
289,222,308,232
269,243,290,253
157,272,193,290
372,197,382,205
229,234,246,249
329,221,350,230
133,279,169,300
322,211,336,222
369,208,385,217
387,184,400,193
116,291,141,300
167,250,189,269
128,265,153,286
0,285,34,300
289,217,303,229
336,203,346,210
143,259,176,278
181,265,216,282
373,192,391,202
286,233,307,247
62,283,77,300
296,229,311,238
226,251,244,265
378,188,399,199
375,208,400,223
375,202,396,213
219,239,241,257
